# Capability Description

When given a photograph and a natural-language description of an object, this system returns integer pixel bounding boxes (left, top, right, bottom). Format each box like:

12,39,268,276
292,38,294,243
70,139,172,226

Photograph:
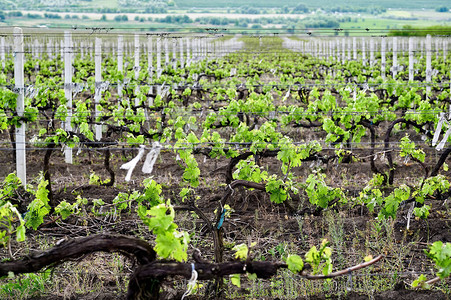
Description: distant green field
175,0,450,9
339,16,438,32
94,0,118,8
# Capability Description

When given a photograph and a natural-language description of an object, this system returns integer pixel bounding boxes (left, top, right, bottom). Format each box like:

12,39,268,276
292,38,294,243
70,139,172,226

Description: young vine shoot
0,28,449,299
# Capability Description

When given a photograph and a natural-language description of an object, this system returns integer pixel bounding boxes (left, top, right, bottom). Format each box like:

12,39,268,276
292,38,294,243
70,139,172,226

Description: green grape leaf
16,224,25,242
413,205,430,220
287,255,304,273
230,274,241,287
25,179,50,230
232,243,248,261
55,201,73,220
154,231,188,262
147,204,177,233
412,274,430,289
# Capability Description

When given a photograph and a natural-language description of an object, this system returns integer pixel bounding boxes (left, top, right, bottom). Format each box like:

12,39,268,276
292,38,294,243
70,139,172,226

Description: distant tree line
158,15,192,24
435,6,449,12
0,0,390,15
0,0,169,13
324,5,386,14
0,11,89,20
114,14,129,22
153,14,341,29
215,4,386,15
0,10,342,30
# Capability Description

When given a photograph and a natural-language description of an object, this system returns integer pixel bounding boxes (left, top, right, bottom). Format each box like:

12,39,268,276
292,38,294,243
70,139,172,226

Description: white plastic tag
120,145,146,181
436,126,451,151
432,112,446,147
142,142,161,174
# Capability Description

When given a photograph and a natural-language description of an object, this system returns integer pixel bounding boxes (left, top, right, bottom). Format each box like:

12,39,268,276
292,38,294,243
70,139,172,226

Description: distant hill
175,0,450,10
0,0,449,12
0,0,167,12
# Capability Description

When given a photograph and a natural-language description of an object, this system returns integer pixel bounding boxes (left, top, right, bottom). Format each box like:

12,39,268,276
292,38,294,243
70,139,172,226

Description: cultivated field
0,31,450,299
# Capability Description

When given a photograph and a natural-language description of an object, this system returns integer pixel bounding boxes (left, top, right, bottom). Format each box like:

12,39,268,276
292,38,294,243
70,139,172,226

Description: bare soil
0,130,450,299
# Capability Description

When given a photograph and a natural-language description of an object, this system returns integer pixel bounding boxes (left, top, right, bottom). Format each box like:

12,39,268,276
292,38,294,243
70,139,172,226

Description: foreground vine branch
127,254,384,300
303,255,383,279
0,234,156,277
0,233,383,300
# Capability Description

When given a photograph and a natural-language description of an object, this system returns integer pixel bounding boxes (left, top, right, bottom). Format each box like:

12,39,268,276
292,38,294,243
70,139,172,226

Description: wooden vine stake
46,38,52,59
186,38,191,67
179,37,184,68
94,37,102,141
172,38,177,70
64,31,73,164
0,35,5,71
325,40,329,60
341,38,345,64
316,40,320,59
332,40,336,62
117,35,123,99
134,34,140,107
435,38,439,60
443,39,447,61
147,35,153,80
347,38,351,60
60,40,64,62
192,38,196,61
156,37,161,78
361,38,366,66
316,40,319,59
369,38,375,67
196,38,201,61
426,34,432,94
164,37,169,66
328,40,332,61
381,37,386,80
33,39,40,70
392,37,398,79
409,37,414,82
14,27,26,186
147,35,154,106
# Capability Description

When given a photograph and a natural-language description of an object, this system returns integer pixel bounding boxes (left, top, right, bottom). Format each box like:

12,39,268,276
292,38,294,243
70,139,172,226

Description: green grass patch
338,16,445,36
94,0,119,8
388,25,451,36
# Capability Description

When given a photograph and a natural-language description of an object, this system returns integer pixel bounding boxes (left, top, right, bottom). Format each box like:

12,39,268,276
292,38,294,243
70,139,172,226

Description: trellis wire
1,29,450,185
0,141,441,152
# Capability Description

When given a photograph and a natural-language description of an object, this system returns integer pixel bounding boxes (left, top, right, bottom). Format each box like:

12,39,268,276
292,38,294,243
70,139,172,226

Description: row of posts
2,29,243,186
2,32,449,186
283,35,449,86
2,35,213,67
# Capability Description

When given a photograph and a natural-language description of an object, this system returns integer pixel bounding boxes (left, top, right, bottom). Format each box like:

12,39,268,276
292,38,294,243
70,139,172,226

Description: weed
295,215,308,246
0,269,52,299
325,211,346,267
